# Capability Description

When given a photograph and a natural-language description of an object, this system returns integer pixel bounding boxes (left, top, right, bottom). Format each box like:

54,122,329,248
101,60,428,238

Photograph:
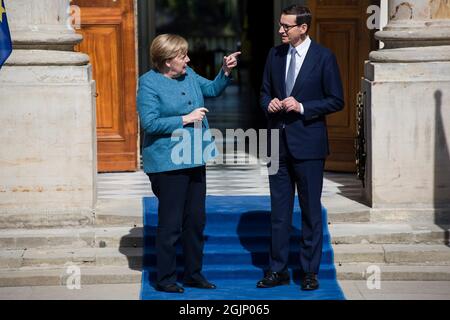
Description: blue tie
285,47,297,97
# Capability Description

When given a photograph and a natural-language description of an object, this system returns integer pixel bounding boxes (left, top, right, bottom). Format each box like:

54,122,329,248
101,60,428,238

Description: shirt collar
290,36,311,57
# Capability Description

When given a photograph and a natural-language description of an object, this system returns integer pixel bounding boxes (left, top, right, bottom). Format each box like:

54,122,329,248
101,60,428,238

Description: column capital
376,0,450,48
5,0,83,51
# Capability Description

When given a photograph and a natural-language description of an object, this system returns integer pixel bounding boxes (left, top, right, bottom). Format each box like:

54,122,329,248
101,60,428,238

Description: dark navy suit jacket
260,40,344,160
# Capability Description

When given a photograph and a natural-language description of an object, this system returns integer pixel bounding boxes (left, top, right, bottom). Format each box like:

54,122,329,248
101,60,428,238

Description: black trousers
269,129,325,274
147,166,207,286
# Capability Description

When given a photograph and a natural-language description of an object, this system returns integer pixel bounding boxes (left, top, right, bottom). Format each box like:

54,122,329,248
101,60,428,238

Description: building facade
0,0,449,226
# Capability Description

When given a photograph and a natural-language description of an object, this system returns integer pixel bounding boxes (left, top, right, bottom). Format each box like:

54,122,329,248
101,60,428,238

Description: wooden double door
73,0,138,172
308,0,377,172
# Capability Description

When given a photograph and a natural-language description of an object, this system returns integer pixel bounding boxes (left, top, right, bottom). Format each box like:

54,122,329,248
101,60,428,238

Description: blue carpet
140,196,345,300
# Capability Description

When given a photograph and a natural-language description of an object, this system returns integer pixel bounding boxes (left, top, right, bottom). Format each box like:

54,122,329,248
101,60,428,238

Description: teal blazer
137,67,232,173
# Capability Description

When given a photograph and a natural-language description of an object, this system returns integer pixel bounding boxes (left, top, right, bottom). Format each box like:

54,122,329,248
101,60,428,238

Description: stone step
0,223,448,250
0,228,97,249
329,223,450,245
336,264,450,281
1,244,449,269
94,211,370,227
1,263,450,287
333,244,450,265
0,266,141,287
93,198,371,227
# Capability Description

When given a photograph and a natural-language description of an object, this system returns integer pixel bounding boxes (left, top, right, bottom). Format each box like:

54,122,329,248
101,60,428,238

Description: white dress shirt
285,36,311,114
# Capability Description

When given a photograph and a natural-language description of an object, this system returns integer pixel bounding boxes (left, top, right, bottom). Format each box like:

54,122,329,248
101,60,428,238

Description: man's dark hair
282,5,312,33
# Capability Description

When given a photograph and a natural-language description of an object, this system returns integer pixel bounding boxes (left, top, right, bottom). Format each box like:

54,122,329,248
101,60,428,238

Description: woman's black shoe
155,283,185,293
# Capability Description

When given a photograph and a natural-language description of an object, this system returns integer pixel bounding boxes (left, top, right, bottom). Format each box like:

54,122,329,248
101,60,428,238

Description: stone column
363,0,450,222
0,0,97,228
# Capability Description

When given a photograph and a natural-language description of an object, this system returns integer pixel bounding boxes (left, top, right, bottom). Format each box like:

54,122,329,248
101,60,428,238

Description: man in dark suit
256,5,344,291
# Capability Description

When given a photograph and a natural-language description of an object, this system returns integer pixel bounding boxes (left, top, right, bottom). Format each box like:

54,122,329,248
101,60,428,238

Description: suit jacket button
182,92,186,95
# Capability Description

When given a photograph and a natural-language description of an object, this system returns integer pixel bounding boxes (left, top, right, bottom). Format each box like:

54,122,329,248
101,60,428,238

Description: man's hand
182,107,209,125
268,98,283,114
283,97,302,113
222,52,241,76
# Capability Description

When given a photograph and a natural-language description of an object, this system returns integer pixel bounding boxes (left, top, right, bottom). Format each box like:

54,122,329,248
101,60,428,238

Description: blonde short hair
150,34,189,72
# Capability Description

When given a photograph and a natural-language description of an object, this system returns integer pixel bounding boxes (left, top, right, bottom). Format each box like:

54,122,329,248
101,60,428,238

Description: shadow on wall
434,90,450,247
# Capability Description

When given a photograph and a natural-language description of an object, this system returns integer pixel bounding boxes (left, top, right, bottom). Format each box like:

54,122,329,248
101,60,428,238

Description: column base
0,54,97,228
362,59,450,219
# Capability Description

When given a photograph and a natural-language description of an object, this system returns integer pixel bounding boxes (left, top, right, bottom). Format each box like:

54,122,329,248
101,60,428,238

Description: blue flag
0,0,12,69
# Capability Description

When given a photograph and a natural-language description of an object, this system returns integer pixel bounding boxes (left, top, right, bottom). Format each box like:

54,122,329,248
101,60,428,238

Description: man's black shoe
184,279,217,289
155,283,185,293
256,271,290,288
301,273,319,291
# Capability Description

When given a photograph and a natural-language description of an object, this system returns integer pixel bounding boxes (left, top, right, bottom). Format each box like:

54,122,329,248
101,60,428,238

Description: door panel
309,0,376,172
73,0,138,172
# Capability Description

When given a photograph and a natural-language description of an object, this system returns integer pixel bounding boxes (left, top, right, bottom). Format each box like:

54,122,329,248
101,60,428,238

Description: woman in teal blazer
137,34,240,293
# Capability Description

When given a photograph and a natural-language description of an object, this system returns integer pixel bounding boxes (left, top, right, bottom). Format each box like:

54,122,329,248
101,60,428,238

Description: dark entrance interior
138,0,274,133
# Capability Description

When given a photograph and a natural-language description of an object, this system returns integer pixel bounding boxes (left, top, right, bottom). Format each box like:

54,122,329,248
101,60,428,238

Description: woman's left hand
223,51,241,76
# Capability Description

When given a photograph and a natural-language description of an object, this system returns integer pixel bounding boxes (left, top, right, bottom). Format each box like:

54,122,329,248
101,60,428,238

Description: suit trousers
147,166,206,286
269,129,325,274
